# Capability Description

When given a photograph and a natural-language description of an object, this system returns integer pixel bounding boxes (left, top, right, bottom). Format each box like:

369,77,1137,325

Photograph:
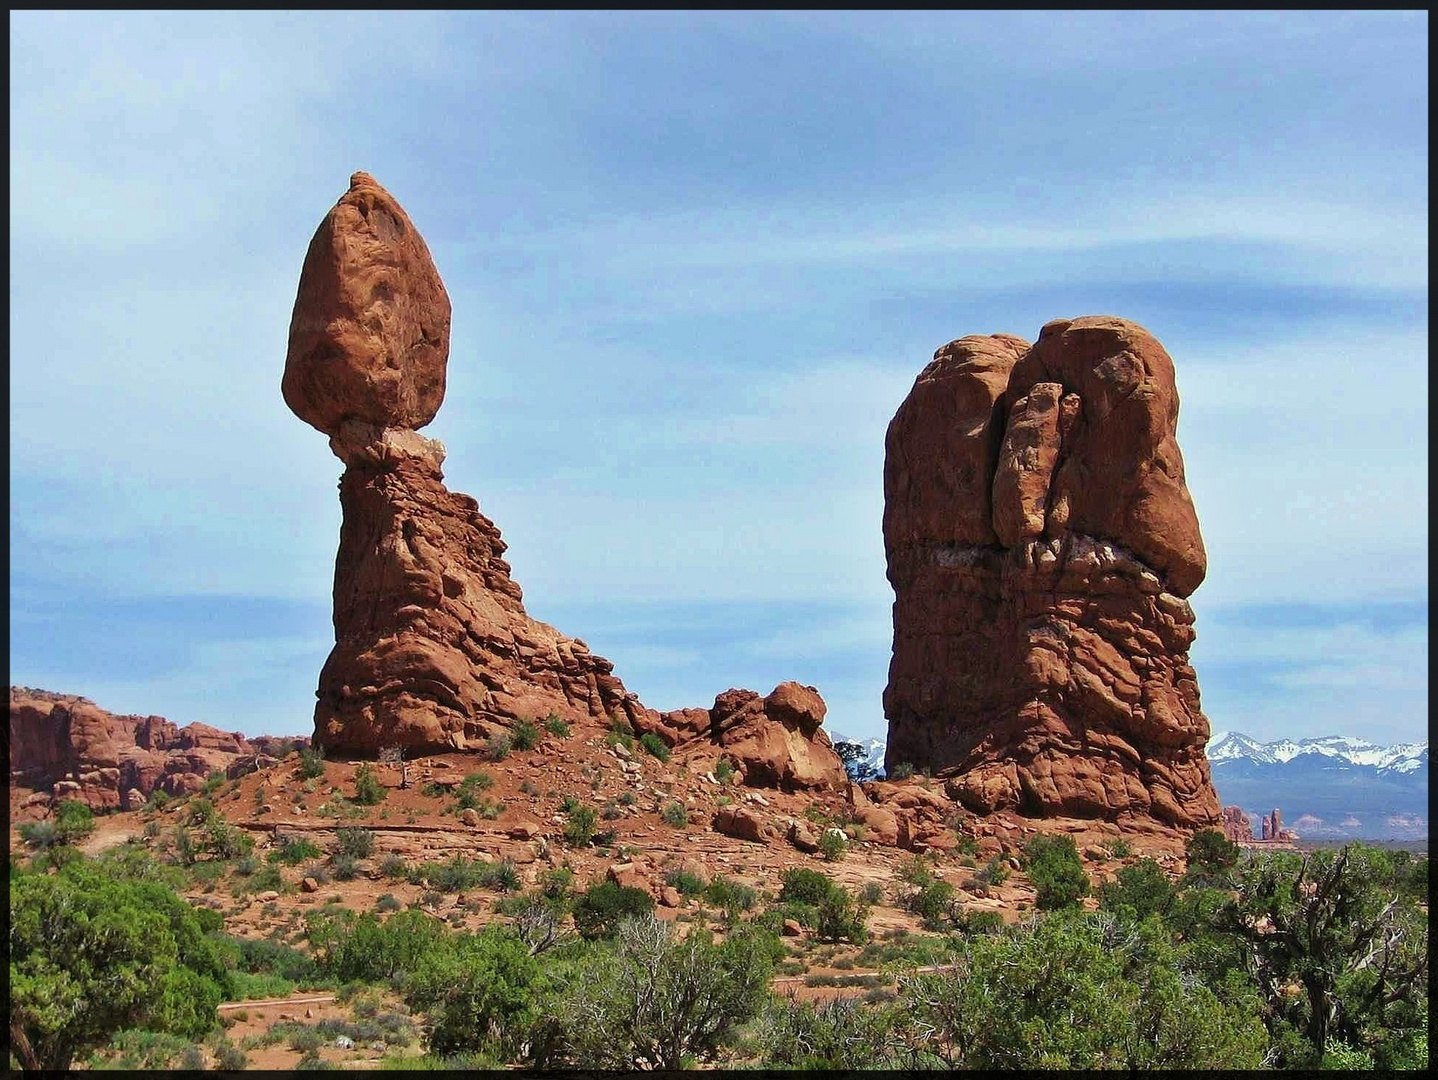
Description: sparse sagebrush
638,732,671,761
510,720,540,751
543,713,571,738
335,827,375,859
660,801,689,828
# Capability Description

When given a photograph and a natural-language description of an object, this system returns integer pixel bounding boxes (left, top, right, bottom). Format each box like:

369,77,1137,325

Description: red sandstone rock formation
883,316,1221,829
285,174,654,757
285,175,851,778
1221,805,1256,843
8,687,306,810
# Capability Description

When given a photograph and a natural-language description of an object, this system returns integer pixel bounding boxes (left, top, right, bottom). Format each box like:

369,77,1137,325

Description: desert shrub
330,853,358,881
234,854,259,877
520,780,543,797
543,713,571,738
816,887,870,944
479,860,521,893
1023,834,1091,911
617,790,637,807
975,855,1011,889
270,837,323,865
307,908,447,985
510,720,541,752
213,1038,247,1070
1184,828,1240,884
185,797,217,827
564,805,598,847
335,827,375,859
375,893,402,914
659,801,689,828
638,732,671,762
203,821,252,861
379,854,407,879
18,820,61,850
12,858,235,1069
422,856,485,893
819,829,848,862
665,868,705,896
901,911,1268,1069
304,862,331,886
352,763,386,806
572,880,655,940
703,874,758,913
420,781,447,798
1100,858,1176,922
953,909,1006,935
714,757,736,784
888,761,915,781
600,800,624,821
859,881,885,906
1105,837,1134,859
297,747,327,780
759,996,917,1069
485,733,512,762
780,867,838,907
544,914,776,1069
905,878,957,924
402,927,546,1059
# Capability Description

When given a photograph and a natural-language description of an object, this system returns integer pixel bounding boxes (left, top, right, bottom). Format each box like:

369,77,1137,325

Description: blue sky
10,11,1427,746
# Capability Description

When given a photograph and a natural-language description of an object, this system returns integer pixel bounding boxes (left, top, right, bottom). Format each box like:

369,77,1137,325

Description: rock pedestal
883,317,1221,829
285,174,650,756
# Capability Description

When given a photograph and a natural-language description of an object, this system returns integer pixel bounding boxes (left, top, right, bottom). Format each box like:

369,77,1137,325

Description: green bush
307,908,447,984
759,996,916,1069
18,819,61,850
659,801,689,828
1185,828,1240,883
352,762,386,806
485,734,512,762
904,879,956,924
714,757,736,785
888,761,915,781
902,911,1268,1069
638,732,671,762
1022,834,1091,911
376,893,402,913
204,821,252,860
780,867,838,907
545,915,776,1069
819,829,848,862
510,720,541,752
1105,837,1134,859
815,887,869,944
665,868,705,895
1100,858,1175,922
54,799,98,844
975,855,1011,888
543,714,571,738
335,827,375,859
479,860,521,893
572,880,656,940
270,837,323,865
297,747,327,780
11,857,234,1069
402,927,547,1059
379,854,408,879
330,853,358,881
564,805,599,848
703,874,758,913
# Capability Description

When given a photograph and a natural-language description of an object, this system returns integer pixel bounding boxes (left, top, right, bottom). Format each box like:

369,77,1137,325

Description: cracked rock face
882,316,1221,829
285,175,650,756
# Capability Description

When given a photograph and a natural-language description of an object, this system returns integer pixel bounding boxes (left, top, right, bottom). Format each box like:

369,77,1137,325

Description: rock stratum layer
286,174,845,787
883,316,1221,829
9,687,305,810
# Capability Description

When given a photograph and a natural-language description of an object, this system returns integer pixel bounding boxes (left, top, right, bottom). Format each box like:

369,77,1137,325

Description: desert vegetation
8,809,1428,1071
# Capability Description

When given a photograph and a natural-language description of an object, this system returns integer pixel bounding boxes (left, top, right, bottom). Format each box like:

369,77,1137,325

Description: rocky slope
9,686,305,810
883,317,1221,829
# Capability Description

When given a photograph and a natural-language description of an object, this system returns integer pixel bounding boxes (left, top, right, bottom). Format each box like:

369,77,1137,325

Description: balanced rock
283,171,450,439
883,317,1221,829
286,175,652,757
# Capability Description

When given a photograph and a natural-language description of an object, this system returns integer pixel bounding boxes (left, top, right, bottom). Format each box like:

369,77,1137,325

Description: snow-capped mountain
1207,731,1427,841
1208,731,1428,775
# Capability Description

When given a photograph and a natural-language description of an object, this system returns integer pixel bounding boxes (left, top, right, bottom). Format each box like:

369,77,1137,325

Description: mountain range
833,731,1428,841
